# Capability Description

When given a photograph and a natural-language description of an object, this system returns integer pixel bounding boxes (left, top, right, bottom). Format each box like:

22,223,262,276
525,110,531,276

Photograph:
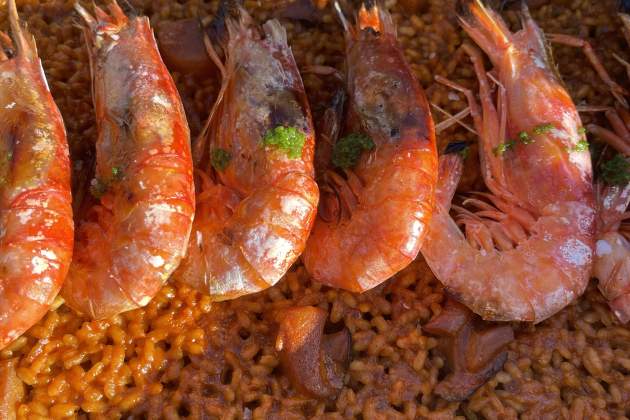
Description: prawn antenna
332,1,350,33
117,0,139,19
7,0,34,58
518,0,533,28
455,0,478,20
455,0,511,63
74,3,96,27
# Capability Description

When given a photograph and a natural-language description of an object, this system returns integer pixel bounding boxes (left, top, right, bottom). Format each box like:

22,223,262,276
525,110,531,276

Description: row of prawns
0,0,628,350
0,0,198,347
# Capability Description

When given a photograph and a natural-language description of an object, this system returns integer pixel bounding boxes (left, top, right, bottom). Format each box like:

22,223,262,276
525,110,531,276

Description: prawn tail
455,0,512,64
356,0,395,36
332,1,351,35
5,0,37,61
75,1,129,46
435,152,464,211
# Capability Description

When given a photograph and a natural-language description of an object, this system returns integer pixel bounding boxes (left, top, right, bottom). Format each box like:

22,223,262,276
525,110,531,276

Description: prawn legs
421,0,596,323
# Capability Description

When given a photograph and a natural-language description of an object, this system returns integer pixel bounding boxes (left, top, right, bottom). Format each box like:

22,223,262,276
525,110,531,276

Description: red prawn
0,0,74,348
61,2,195,318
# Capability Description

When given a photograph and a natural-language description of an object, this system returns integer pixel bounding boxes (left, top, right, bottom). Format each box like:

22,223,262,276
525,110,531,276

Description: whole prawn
61,1,195,319
421,0,596,322
593,181,629,322
301,1,438,292
548,14,630,323
173,3,319,300
0,0,73,348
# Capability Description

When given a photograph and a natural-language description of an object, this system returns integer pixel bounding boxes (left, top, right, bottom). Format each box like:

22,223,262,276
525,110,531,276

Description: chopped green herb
262,126,306,159
519,131,534,145
578,127,587,135
90,178,108,199
571,140,589,152
458,145,470,160
332,133,376,169
211,148,232,172
533,123,555,136
111,166,123,179
601,154,630,186
493,140,515,156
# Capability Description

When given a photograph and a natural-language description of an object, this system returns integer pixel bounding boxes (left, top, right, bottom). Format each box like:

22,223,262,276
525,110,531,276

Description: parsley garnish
111,166,123,179
262,126,306,159
211,148,232,172
533,123,555,135
332,133,375,169
519,131,534,144
601,154,630,185
571,140,589,153
493,140,515,156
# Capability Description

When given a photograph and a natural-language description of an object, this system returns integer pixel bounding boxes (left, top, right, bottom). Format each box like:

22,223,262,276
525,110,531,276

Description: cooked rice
0,0,629,418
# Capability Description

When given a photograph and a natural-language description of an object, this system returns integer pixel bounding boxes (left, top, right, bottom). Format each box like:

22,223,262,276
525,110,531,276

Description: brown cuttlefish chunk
423,299,514,401
275,306,351,398
156,19,213,75
274,0,325,22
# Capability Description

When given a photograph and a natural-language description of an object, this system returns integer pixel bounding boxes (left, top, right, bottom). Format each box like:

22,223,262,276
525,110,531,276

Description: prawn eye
331,133,375,169
211,148,232,172
445,141,470,160
262,126,306,159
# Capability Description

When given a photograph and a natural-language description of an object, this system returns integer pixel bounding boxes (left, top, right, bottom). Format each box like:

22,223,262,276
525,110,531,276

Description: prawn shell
303,6,438,292
61,4,195,319
173,12,319,299
420,1,597,323
0,1,74,349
